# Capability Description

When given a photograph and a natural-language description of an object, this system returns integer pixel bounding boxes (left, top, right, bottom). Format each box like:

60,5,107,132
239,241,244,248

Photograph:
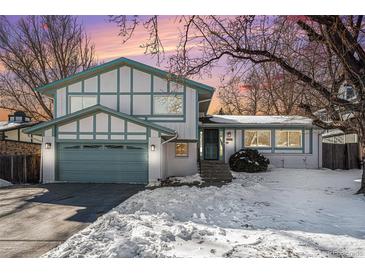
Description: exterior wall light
151,144,156,151
45,143,52,149
227,131,232,137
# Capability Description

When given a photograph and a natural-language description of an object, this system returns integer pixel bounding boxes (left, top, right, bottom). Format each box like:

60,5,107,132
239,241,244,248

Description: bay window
275,130,302,148
153,94,183,115
244,130,271,147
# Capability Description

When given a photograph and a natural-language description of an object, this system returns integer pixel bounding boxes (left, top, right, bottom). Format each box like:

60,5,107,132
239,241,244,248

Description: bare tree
0,16,95,120
112,15,365,194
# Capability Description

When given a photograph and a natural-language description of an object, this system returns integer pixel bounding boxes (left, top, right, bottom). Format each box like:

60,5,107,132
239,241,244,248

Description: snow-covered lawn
45,168,365,258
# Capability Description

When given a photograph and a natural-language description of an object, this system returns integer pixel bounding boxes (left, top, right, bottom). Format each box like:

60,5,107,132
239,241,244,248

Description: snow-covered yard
45,168,365,258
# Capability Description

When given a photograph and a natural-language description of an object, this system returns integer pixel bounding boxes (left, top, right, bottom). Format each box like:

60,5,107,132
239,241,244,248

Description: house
0,111,41,156
24,57,322,184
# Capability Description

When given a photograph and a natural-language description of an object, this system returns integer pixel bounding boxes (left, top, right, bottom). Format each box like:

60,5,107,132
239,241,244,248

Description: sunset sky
0,15,223,120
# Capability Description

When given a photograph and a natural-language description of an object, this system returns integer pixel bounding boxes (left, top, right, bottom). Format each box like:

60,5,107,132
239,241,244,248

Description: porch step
199,160,233,186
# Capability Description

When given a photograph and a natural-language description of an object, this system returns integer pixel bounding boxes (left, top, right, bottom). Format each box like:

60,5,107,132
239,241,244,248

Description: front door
204,129,219,160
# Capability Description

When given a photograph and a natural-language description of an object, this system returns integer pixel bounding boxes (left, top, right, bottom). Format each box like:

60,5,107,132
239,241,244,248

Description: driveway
0,183,144,257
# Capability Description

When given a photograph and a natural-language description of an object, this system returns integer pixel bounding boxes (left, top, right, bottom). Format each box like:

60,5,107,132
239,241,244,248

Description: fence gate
0,155,40,184
322,143,360,170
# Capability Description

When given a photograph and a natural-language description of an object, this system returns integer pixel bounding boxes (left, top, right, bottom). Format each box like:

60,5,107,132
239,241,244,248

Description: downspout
161,132,178,145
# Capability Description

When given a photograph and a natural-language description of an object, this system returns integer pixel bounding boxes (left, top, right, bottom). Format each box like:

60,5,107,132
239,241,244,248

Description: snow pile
0,178,12,188
45,169,365,258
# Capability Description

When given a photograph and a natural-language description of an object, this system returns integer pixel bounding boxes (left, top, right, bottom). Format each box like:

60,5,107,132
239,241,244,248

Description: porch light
45,143,52,149
151,144,156,151
227,131,232,137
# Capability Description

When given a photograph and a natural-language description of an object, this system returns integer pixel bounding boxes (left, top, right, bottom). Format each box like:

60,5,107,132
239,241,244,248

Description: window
244,130,271,147
153,95,183,115
275,130,302,148
175,143,189,157
69,96,97,113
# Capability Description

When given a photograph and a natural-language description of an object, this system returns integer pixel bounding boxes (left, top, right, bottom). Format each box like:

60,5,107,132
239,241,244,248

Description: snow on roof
0,121,38,132
209,115,314,126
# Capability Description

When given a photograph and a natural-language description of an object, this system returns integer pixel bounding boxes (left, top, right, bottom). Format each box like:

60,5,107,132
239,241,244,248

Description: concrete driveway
0,183,144,257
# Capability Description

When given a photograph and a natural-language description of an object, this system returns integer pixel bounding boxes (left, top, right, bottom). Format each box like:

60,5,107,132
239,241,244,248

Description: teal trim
195,92,199,140
234,129,237,152
130,68,134,114
124,119,128,141
97,75,100,104
271,129,275,153
93,113,96,140
81,80,85,93
117,67,120,112
35,57,214,95
65,86,69,114
302,128,305,153
54,93,57,118
55,139,147,144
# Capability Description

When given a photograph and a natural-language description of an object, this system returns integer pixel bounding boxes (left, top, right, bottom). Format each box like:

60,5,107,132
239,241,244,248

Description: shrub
229,148,270,173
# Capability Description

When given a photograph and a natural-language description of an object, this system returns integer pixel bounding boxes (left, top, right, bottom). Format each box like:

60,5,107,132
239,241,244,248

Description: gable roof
23,104,176,136
36,57,215,95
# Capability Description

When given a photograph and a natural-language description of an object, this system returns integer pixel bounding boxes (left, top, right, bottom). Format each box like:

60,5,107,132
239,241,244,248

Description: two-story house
25,57,323,184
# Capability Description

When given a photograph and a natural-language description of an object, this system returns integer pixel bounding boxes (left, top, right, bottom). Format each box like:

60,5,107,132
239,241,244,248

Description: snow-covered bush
229,148,270,173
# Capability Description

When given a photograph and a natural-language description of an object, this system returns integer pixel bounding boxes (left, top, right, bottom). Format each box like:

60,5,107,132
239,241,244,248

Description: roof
36,57,215,95
202,115,315,127
23,104,177,136
0,121,40,133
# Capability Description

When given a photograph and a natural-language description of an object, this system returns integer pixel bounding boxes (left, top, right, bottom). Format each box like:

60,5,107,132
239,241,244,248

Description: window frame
152,94,184,116
244,129,272,148
175,142,189,157
275,129,303,149
68,95,97,113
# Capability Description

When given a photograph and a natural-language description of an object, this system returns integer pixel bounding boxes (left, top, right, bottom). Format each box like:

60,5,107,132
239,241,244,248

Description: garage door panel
57,143,148,184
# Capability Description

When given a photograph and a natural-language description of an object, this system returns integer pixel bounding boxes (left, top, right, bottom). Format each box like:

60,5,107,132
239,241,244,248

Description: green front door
57,143,148,184
204,129,219,160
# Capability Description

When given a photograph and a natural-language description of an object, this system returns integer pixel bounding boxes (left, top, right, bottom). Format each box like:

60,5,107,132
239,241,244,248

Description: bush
229,148,270,173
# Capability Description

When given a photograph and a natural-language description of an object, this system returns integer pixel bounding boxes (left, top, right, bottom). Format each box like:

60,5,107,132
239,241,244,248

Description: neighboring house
0,111,41,156
24,57,322,184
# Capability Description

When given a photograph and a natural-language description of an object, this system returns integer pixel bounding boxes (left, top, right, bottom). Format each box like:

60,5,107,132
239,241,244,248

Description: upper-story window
153,94,183,115
244,130,271,147
69,95,97,113
275,130,302,148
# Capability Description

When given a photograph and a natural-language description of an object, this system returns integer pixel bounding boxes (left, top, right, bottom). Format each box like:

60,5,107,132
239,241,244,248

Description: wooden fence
322,143,360,170
0,155,40,184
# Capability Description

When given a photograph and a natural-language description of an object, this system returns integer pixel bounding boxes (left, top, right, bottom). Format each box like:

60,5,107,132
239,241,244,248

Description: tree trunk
356,140,365,194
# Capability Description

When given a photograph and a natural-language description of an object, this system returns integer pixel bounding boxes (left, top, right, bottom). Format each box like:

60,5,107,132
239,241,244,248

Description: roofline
200,123,317,128
23,105,176,136
0,122,41,133
36,57,215,94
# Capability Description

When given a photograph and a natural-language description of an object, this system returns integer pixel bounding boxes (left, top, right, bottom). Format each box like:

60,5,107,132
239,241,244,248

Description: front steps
200,160,233,187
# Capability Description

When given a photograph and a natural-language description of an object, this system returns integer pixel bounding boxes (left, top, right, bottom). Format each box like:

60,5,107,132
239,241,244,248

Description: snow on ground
45,168,365,258
147,173,203,187
0,178,12,188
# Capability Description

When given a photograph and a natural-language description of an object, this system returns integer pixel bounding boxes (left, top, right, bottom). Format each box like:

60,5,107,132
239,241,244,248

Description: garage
57,143,148,184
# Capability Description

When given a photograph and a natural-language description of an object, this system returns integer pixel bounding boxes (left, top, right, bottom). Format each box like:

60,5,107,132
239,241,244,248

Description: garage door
57,143,148,184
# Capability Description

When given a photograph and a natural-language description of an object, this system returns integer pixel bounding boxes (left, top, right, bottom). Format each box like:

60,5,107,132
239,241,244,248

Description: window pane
288,131,302,147
153,95,183,115
244,131,257,147
70,96,83,113
69,96,97,113
83,96,97,108
257,131,271,147
275,131,288,147
176,143,188,157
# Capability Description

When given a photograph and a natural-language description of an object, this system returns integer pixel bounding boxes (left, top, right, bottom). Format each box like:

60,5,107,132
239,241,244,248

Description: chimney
8,111,31,123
